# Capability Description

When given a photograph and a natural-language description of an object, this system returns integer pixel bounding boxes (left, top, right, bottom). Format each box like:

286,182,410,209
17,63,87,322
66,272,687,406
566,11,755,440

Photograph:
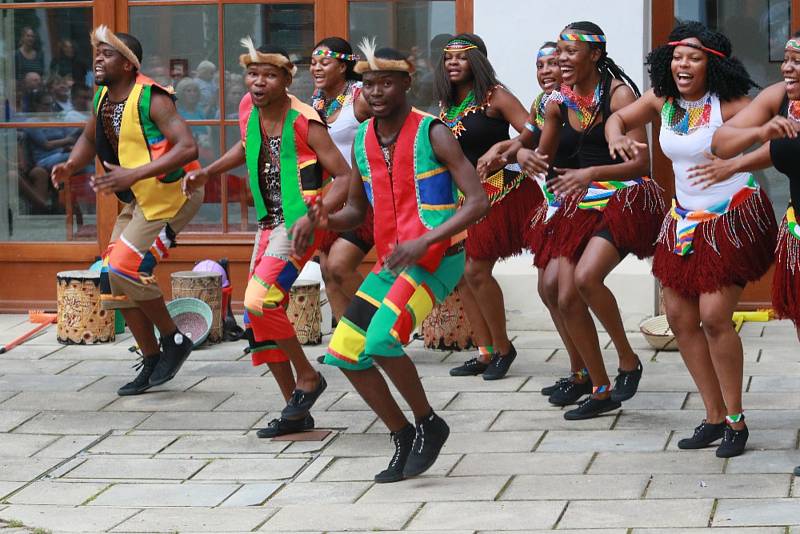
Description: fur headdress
353,37,415,75
238,36,297,76
90,25,141,70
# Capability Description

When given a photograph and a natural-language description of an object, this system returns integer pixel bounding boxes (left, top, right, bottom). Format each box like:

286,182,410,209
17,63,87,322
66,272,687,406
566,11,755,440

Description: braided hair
646,21,757,101
433,32,502,108
313,36,361,81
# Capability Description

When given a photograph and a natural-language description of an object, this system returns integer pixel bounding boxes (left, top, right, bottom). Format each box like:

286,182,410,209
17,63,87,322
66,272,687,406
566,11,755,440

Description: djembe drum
171,271,223,343
421,285,474,350
287,279,322,345
56,270,115,344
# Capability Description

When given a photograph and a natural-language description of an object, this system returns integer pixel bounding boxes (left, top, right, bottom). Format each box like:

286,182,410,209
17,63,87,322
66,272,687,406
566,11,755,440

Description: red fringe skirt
653,188,777,298
466,177,541,261
528,178,665,267
318,205,375,255
772,210,800,325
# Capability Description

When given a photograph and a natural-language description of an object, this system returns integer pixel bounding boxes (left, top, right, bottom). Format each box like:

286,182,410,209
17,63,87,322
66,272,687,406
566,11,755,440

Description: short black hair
434,32,501,108
314,36,360,81
647,21,757,101
257,44,291,61
116,32,143,65
540,41,557,50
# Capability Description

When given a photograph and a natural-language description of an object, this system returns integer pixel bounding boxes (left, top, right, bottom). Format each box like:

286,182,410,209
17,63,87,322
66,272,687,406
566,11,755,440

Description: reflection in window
349,0,456,113
223,125,256,233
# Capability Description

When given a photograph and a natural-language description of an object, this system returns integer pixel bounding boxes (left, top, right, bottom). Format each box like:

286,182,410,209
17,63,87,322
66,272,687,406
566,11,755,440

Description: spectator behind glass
47,75,73,112
170,59,188,87
216,73,244,119
142,55,171,87
26,92,78,171
50,38,89,85
194,60,218,116
175,77,210,154
415,33,453,113
15,26,44,81
18,71,42,113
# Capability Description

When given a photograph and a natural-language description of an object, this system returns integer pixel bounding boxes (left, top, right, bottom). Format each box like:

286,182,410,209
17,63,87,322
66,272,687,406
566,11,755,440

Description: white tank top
328,83,362,163
659,93,751,211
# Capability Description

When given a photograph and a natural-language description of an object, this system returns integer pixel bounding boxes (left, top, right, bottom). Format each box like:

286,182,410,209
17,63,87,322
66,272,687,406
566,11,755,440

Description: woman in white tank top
605,22,777,459
308,37,372,322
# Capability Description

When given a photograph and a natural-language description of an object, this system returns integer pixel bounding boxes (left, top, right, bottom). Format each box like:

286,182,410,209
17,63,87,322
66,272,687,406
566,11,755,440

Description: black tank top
558,78,622,169
456,100,511,167
769,95,800,208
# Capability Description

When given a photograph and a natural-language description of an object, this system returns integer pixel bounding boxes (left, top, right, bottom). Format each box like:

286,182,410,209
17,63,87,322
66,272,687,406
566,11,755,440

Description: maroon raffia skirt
318,205,375,255
528,178,665,268
772,209,800,325
653,188,777,298
466,177,541,261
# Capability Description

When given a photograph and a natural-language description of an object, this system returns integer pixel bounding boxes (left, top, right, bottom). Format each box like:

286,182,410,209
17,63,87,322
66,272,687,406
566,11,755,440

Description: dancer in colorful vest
434,33,539,380
606,22,776,458
51,27,202,396
182,40,351,438
292,42,489,483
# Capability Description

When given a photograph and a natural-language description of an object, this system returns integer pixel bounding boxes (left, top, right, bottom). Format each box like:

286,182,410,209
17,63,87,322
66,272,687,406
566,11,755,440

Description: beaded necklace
557,83,603,130
788,100,800,123
312,80,357,122
439,90,480,137
661,93,712,135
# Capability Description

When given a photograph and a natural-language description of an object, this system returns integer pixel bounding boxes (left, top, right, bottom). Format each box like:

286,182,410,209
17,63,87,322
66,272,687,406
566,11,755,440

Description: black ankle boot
149,330,193,386
716,421,749,458
118,355,160,396
374,424,415,483
677,420,726,450
403,410,450,477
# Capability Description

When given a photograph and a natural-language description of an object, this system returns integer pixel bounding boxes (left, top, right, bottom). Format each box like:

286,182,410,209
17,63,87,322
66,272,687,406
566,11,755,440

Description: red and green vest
93,74,200,221
238,93,324,232
354,109,459,272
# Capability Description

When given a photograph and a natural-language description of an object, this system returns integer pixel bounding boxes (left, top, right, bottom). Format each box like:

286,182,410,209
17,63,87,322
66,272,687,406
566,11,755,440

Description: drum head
57,270,100,280
292,279,320,289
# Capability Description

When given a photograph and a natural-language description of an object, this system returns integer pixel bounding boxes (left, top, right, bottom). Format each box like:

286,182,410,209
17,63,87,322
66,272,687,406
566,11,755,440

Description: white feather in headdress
240,35,259,64
358,36,379,71
90,24,141,70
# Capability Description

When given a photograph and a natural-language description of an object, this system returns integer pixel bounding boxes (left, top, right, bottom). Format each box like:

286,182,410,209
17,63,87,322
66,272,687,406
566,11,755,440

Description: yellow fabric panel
406,284,434,324
328,320,365,363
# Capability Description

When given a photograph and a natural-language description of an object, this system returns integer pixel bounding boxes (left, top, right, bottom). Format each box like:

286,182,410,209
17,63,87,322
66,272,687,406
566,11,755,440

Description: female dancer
605,22,773,457
523,21,665,419
437,34,537,380
309,37,374,321
710,31,800,346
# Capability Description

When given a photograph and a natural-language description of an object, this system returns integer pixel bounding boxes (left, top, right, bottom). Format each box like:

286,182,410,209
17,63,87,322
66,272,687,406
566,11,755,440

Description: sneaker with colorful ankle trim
543,368,588,397
610,358,643,402
563,385,621,420
677,419,726,449
548,370,593,406
483,344,517,381
716,414,748,458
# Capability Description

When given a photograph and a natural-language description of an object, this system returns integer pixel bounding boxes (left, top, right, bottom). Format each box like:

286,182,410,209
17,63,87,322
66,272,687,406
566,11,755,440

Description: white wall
474,0,649,110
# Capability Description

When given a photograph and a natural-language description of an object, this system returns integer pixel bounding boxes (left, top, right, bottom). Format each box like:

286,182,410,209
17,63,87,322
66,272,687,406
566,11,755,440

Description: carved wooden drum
287,279,322,345
56,270,115,344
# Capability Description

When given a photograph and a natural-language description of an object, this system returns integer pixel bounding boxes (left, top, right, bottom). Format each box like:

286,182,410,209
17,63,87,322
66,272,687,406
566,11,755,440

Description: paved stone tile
0,504,137,532
192,458,307,481
89,434,179,455
112,507,274,532
301,410,376,433
160,433,288,455
0,433,56,457
538,430,670,452
268,481,371,505
647,473,791,499
451,451,592,476
482,530,626,534
221,483,282,506
188,376,286,393
420,376,528,392
560,498,714,528
365,410,499,433
444,431,543,453
0,391,115,412
361,475,507,503
502,474,649,500
714,498,800,526
635,374,699,392
408,501,566,531
589,451,725,474
34,435,102,459
634,529,784,534
749,376,800,390
447,391,562,411
726,450,800,474
103,391,231,412
514,331,611,349
328,391,456,411
14,411,149,435
136,411,262,431
7,481,109,505
615,391,687,410
180,360,264,377
63,457,206,480
82,374,203,393
214,392,319,412
261,503,418,531
61,360,141,376
0,374,99,392
0,457,62,481
317,455,461,481
491,409,614,431
0,359,77,375
90,482,240,507
614,409,710,431
686,391,800,409
0,481,24,499
45,343,137,360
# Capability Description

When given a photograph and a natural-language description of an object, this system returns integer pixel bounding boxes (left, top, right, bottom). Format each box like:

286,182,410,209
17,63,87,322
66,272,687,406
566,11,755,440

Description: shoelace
288,389,305,406
412,424,425,454
388,433,403,468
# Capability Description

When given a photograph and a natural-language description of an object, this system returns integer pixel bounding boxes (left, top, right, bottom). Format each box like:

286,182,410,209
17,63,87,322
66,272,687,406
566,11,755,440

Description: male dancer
183,39,351,437
51,26,202,396
293,41,489,482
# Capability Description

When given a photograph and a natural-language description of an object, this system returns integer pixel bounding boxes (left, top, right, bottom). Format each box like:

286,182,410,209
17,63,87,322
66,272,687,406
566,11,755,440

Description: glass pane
223,124,255,232
675,0,792,212
349,0,456,114
0,7,93,122
129,5,220,121
0,127,96,242
183,125,223,234
223,4,315,119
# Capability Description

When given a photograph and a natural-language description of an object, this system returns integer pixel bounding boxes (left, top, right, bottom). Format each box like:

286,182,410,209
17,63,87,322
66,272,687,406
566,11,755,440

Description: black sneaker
117,355,160,396
716,423,749,458
281,372,328,420
482,344,517,381
316,355,326,364
541,376,570,396
449,357,489,376
677,420,726,449
374,424,415,483
548,378,593,406
793,465,800,476
149,330,193,386
256,414,315,438
403,410,450,477
611,359,643,402
564,395,621,420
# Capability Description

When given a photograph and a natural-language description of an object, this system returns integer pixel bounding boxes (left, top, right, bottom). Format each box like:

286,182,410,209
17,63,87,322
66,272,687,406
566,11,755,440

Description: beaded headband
668,40,726,58
444,38,478,52
786,39,800,52
90,25,141,70
537,47,557,60
239,36,297,76
312,49,359,62
560,32,607,43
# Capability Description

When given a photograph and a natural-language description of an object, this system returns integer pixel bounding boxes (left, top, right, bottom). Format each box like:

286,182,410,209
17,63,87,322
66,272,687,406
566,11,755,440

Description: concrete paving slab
0,411,38,432
161,434,288,455
559,498,714,529
191,458,307,481
220,482,281,506
267,481,371,505
33,434,101,459
714,498,800,526
646,473,791,499
89,434,179,455
0,433,59,457
538,430,670,452
103,390,231,412
112,507,274,532
0,391,115,412
501,474,650,500
0,374,99,393
14,411,149,434
408,501,566,531
359,475,508,503
0,504,137,532
726,450,800,474
491,409,614,431
451,451,592,476
62,457,206,480
135,411,262,431
89,482,239,507
0,457,63,481
589,451,725,474
7,481,109,505
317,455,461,482
260,503,419,532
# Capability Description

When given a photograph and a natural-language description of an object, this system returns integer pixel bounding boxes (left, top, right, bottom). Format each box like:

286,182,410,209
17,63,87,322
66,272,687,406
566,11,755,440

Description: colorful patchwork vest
93,74,200,221
239,93,324,232
354,109,459,272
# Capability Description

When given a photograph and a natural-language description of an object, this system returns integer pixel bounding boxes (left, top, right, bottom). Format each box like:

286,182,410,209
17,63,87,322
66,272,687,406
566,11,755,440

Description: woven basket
154,297,213,348
639,315,679,351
